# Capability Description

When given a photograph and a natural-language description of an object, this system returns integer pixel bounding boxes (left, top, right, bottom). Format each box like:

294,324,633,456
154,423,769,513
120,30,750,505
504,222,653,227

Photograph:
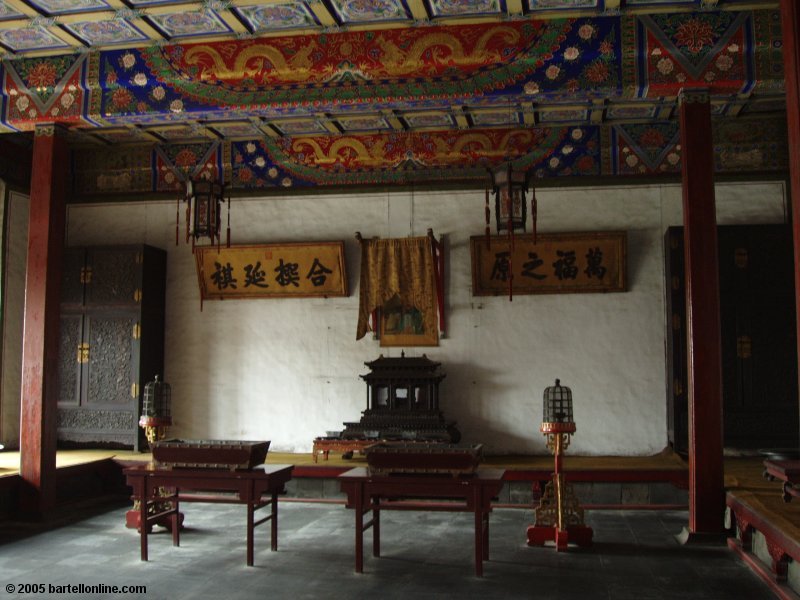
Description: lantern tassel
175,194,180,246
485,187,491,250
226,193,231,248
506,191,513,251
185,196,191,245
508,254,513,302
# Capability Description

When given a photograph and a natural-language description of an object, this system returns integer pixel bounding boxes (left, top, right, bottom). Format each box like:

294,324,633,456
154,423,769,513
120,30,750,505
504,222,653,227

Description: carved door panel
84,314,139,406
58,314,83,407
57,313,140,448
85,248,142,307
57,244,165,451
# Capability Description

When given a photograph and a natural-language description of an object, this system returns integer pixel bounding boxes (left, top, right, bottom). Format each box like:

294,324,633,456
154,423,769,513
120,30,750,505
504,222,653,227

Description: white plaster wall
1,191,29,447
60,180,786,455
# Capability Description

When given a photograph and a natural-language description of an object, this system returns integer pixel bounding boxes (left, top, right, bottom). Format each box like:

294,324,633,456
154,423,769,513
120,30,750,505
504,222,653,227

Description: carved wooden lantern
485,162,534,301
178,177,230,252
489,162,531,239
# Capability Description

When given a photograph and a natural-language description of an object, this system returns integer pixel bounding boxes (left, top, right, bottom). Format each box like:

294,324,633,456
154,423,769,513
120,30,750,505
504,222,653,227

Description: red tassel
175,195,180,246
485,188,491,250
185,200,191,244
506,191,513,250
226,194,231,248
508,254,513,302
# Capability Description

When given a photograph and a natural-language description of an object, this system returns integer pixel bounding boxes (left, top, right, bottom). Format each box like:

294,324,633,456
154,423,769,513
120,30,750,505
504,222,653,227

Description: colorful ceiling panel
0,2,788,194
0,0,774,58
234,3,320,33
327,0,412,25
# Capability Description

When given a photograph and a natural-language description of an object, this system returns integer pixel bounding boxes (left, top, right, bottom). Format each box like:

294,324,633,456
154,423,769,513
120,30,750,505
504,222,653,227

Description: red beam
781,0,800,452
18,125,67,518
679,90,725,536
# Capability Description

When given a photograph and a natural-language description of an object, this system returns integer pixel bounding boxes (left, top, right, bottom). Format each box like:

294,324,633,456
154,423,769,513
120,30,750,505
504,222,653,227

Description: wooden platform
725,457,800,600
2,449,797,595
0,447,689,478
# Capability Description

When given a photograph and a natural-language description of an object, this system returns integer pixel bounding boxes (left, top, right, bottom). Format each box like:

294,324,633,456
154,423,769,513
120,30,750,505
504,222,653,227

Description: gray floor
0,501,775,600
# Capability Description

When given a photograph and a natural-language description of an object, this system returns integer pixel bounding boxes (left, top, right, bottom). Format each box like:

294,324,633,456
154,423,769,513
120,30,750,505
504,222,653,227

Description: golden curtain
356,236,438,341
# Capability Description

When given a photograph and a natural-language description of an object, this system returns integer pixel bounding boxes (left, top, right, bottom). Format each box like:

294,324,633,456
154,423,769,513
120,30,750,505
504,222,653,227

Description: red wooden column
780,0,800,435
677,89,725,541
19,124,68,518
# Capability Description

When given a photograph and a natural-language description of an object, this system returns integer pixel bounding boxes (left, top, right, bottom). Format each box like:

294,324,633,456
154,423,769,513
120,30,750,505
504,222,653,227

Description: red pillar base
526,525,593,551
675,526,727,546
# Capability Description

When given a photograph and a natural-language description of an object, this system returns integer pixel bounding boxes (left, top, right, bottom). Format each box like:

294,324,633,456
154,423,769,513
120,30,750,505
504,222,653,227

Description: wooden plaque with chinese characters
470,232,626,296
195,242,348,301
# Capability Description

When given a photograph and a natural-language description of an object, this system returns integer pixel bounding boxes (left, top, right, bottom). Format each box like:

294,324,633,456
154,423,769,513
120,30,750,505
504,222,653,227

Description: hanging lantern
177,177,230,252
488,162,533,240
486,163,534,301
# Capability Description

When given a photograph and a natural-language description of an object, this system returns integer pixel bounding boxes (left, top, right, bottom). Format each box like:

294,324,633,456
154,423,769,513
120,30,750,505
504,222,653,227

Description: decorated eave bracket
355,229,446,341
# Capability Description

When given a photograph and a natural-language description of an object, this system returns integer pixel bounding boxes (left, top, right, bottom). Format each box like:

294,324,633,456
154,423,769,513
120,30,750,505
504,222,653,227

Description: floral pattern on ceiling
0,11,782,133
637,12,753,96
26,0,111,14
0,27,70,53
64,20,150,46
148,10,233,38
69,112,788,195
234,3,320,32
429,0,504,18
5,55,86,123
154,141,223,192
0,2,23,20
136,20,564,108
613,123,681,175
266,127,572,183
327,0,410,24
0,9,787,192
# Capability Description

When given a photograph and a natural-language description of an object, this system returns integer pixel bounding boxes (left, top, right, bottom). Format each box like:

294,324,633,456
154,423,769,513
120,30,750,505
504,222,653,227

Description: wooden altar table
338,467,505,577
124,463,293,566
763,459,800,502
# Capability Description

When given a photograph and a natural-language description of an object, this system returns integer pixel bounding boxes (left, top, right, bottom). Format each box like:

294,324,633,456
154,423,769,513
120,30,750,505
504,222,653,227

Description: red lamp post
527,379,593,551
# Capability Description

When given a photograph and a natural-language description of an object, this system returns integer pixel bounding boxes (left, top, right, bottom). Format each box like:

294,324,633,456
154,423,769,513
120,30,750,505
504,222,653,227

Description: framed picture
379,298,438,347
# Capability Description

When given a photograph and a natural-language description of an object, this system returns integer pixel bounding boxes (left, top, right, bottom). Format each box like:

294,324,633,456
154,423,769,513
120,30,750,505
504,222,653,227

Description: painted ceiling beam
405,0,431,22
506,0,525,16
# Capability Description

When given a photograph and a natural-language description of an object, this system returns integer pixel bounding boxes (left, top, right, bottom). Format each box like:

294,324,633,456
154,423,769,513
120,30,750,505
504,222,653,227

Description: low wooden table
763,459,800,502
124,463,293,566
338,467,505,577
312,438,377,462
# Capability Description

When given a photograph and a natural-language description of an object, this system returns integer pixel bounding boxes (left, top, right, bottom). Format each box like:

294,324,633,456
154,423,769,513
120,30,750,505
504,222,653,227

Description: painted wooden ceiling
0,0,787,193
